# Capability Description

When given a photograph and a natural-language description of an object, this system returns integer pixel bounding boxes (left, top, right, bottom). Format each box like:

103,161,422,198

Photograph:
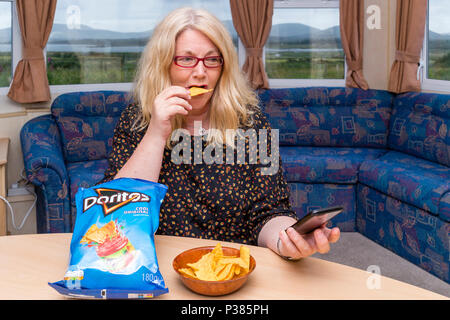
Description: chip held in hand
189,87,213,97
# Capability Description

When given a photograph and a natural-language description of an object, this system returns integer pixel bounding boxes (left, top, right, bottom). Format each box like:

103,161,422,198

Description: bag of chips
49,178,169,299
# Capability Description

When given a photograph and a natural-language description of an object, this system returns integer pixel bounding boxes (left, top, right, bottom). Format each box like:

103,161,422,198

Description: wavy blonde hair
132,7,259,148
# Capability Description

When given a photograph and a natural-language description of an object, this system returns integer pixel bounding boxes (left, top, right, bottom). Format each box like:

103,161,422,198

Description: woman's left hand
277,225,340,260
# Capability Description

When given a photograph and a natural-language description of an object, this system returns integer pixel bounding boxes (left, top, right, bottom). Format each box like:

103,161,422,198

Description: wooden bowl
172,246,256,296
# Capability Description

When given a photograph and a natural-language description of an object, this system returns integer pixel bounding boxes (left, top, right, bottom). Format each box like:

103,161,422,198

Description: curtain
388,0,428,93
230,0,273,89
339,0,369,90
7,0,57,104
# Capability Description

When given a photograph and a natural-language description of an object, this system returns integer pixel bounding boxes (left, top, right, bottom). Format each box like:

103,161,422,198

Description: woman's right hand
147,86,192,140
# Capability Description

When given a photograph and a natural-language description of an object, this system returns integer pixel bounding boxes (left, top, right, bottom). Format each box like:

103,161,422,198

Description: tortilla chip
178,268,196,278
80,221,117,244
178,243,251,281
239,245,250,272
215,263,234,281
189,87,213,97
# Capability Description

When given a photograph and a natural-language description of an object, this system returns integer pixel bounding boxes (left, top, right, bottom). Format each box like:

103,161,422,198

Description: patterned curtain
7,0,57,103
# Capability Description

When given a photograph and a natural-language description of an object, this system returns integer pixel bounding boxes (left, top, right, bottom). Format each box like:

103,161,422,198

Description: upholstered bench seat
21,88,450,284
359,151,450,220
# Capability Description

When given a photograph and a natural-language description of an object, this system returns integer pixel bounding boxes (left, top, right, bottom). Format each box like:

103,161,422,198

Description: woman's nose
192,62,207,77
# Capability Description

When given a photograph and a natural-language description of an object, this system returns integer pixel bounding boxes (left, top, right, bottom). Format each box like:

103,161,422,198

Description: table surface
0,233,447,300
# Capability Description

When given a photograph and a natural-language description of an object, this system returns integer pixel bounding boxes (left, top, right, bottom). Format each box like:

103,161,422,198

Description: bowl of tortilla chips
172,243,256,296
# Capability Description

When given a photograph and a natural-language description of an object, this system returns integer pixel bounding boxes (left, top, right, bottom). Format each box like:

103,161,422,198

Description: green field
47,51,139,85
47,49,346,84
428,39,450,81
0,53,12,87
0,43,449,87
428,50,450,81
265,50,345,79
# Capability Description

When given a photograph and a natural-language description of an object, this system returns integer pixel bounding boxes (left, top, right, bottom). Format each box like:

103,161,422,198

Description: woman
101,7,340,260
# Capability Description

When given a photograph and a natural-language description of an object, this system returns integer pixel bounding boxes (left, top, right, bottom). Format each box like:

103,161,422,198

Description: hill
0,23,449,45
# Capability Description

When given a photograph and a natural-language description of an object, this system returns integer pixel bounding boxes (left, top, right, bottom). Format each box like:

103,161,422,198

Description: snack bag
49,178,169,299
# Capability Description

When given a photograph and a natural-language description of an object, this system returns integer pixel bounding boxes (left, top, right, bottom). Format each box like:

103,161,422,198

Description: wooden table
0,233,447,300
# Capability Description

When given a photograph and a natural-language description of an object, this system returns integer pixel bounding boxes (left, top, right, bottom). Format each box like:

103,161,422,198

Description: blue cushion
439,192,450,222
280,146,387,183
67,159,109,210
288,182,356,231
357,184,450,283
359,151,450,218
388,91,450,166
258,87,393,147
52,91,130,163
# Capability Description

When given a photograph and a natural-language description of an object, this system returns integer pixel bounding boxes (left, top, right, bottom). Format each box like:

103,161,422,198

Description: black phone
289,206,343,235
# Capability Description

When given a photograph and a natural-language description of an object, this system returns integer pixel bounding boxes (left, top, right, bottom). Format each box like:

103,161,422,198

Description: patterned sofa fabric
388,91,450,166
359,151,450,220
20,114,72,233
440,192,450,222
357,184,449,283
51,91,130,163
258,87,393,148
280,146,387,184
21,91,131,233
289,182,356,232
67,159,110,219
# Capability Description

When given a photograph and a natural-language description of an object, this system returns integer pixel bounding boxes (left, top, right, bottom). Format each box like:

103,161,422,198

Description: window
0,0,12,88
267,0,344,87
422,0,450,92
47,0,237,88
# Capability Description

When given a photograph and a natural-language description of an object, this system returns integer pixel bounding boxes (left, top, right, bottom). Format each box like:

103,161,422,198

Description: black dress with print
100,103,297,245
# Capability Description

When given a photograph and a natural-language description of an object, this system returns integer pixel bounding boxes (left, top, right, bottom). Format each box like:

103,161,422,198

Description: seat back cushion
258,87,394,148
280,146,387,184
388,91,450,166
51,91,130,163
67,159,110,215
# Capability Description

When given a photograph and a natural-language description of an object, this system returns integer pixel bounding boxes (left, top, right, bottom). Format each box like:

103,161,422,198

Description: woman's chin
188,101,210,114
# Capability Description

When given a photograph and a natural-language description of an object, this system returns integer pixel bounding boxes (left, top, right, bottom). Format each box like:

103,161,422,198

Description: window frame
268,0,345,88
0,0,19,94
2,0,347,94
47,2,230,93
421,1,450,93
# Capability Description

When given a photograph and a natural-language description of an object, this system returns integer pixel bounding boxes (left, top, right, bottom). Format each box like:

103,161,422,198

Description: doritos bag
49,178,169,299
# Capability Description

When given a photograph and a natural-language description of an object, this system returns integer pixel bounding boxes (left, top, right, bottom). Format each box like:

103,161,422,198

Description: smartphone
289,206,343,235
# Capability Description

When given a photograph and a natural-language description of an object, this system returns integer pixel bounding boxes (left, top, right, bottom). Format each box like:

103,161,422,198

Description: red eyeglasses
173,56,224,68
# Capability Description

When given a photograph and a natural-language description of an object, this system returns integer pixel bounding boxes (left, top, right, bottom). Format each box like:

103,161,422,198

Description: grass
265,50,345,79
0,53,12,87
428,50,450,81
47,51,139,85
0,45,449,86
47,50,346,83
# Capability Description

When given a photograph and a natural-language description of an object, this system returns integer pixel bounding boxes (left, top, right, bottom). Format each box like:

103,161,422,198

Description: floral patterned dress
101,103,296,245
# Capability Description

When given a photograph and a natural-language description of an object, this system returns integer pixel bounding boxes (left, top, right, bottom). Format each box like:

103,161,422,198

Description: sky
0,0,449,33
428,0,450,33
52,0,234,32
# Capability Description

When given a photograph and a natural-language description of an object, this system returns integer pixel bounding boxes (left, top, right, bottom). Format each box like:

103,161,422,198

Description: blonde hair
132,7,259,148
